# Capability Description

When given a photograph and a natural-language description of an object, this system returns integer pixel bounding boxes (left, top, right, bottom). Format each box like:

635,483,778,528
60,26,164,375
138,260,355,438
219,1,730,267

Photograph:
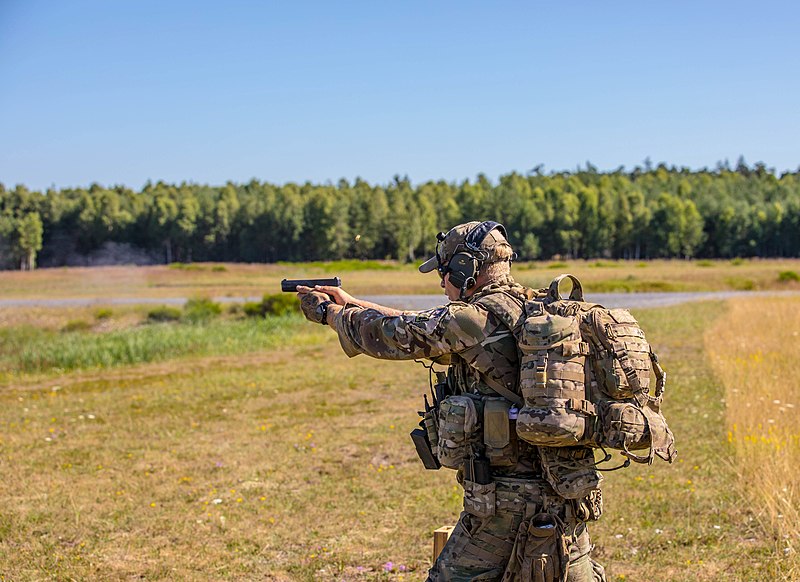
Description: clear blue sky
1,0,798,191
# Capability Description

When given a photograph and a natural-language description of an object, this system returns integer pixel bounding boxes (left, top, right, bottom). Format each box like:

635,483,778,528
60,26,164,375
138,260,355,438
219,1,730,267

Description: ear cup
447,252,478,289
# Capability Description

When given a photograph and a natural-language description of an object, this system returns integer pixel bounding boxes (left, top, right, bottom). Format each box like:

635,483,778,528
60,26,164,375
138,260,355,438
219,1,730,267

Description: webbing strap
651,348,666,399
481,373,524,407
566,398,596,415
613,341,647,406
547,368,585,383
536,353,548,391
471,528,515,552
462,539,507,563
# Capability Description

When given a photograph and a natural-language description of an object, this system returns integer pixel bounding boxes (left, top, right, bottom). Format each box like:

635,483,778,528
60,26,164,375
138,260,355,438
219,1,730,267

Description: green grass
778,270,800,282
0,315,305,379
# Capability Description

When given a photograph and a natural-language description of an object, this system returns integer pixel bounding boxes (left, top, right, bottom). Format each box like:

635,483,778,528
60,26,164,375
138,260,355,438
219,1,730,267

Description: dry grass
705,297,800,576
1,258,800,300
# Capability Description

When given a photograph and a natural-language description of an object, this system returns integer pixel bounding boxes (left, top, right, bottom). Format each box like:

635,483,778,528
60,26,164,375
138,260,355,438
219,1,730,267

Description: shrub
730,258,746,266
725,277,756,291
696,260,713,267
211,265,227,272
243,294,299,318
62,320,92,333
243,302,265,318
778,270,800,283
168,262,204,271
588,260,620,268
262,294,299,317
182,297,222,323
276,259,400,272
147,306,182,323
547,262,568,269
94,308,113,320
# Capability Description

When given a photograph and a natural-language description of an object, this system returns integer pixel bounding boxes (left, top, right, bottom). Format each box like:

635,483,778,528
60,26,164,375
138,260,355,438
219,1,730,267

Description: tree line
2,159,799,270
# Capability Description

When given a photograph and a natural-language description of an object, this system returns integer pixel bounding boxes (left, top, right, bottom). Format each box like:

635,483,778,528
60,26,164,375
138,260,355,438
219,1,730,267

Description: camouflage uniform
329,275,606,582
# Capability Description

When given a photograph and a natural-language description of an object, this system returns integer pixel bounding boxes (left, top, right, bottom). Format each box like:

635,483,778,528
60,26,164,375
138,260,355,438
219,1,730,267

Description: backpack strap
482,372,524,407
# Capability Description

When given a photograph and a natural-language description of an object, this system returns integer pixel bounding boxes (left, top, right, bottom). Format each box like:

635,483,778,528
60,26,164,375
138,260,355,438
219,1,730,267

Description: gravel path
1,291,798,310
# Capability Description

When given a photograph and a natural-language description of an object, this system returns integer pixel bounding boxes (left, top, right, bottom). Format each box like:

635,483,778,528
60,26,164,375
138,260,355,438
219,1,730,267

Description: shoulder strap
475,290,527,333
473,290,527,407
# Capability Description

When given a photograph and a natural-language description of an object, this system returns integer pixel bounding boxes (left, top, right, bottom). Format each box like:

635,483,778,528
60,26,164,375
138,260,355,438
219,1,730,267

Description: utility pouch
483,397,518,467
463,479,496,518
506,513,569,582
437,395,480,470
538,446,602,500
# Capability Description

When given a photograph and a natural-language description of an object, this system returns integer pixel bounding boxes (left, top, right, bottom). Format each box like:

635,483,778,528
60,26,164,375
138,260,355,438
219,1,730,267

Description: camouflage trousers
427,478,606,582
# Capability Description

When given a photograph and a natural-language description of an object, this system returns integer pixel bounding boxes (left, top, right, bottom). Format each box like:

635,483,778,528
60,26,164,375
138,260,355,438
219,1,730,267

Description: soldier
297,221,605,582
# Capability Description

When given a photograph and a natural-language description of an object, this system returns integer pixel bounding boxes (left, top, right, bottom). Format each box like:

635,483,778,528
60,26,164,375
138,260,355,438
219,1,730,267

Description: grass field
1,258,800,300
1,264,799,580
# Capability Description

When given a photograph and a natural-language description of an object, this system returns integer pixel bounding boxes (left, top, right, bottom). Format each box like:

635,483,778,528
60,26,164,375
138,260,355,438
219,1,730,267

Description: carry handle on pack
547,274,584,303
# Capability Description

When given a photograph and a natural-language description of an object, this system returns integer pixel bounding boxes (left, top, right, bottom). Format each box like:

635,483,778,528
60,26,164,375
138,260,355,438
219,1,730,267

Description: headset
437,221,508,298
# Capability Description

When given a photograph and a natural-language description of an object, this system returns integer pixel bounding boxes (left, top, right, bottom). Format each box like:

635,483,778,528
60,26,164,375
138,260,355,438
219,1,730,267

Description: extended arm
297,284,404,317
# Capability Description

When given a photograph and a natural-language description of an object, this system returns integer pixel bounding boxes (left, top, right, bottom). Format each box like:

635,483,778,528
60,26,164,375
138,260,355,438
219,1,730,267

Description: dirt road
2,290,799,310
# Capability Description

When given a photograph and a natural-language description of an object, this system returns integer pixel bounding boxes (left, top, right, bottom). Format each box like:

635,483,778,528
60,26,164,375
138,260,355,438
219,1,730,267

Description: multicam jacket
330,275,550,477
330,276,529,398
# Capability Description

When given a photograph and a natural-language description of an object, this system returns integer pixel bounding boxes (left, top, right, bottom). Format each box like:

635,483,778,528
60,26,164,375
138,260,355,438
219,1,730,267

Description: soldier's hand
298,290,331,324
313,285,355,306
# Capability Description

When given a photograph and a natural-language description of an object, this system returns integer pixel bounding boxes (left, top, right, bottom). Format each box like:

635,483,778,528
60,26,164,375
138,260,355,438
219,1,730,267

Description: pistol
281,277,342,293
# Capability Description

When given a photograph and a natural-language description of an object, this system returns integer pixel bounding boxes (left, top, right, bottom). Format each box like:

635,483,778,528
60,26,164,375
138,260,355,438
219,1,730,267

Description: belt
492,476,576,519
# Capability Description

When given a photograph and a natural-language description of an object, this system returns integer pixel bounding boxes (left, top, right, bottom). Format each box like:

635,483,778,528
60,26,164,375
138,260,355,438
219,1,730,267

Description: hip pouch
437,395,481,470
538,446,602,500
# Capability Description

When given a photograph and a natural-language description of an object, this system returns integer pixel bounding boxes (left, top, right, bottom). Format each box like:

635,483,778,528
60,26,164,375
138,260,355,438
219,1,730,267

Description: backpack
479,274,677,468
